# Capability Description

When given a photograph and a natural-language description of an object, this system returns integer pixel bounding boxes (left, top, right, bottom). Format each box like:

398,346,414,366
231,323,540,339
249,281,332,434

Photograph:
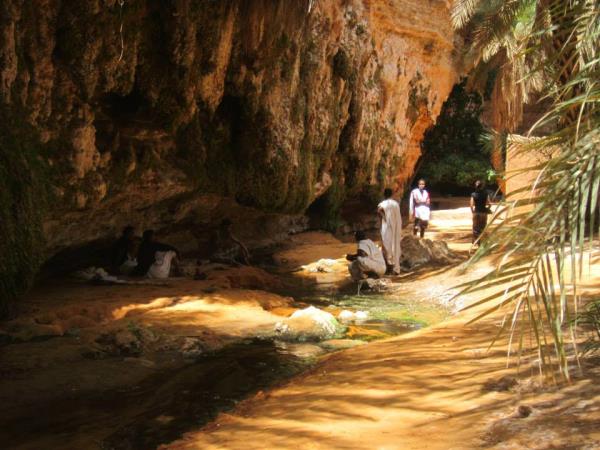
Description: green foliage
575,299,600,356
421,155,491,188
454,0,600,380
0,110,51,317
417,80,492,191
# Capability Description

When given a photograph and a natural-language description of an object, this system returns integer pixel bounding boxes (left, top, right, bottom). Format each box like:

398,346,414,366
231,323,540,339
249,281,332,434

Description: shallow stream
3,278,448,449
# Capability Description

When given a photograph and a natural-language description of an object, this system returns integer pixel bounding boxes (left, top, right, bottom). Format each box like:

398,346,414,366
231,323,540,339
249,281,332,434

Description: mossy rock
0,109,52,317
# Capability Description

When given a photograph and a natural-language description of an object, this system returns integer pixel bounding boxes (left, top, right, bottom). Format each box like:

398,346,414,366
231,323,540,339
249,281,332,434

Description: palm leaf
455,0,600,380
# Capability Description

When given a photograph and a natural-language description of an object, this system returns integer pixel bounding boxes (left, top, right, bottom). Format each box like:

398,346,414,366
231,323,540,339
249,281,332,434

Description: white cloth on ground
377,198,402,273
147,250,177,279
409,188,431,221
349,239,386,281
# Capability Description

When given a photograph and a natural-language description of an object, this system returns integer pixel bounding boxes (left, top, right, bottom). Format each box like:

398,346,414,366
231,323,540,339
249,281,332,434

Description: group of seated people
111,227,180,279
111,219,250,279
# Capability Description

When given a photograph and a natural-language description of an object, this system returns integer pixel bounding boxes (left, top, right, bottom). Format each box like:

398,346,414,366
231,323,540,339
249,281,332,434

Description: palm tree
452,0,600,380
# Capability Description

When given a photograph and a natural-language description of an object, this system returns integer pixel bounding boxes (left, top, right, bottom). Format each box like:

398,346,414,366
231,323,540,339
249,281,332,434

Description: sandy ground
0,265,305,449
164,207,600,450
2,203,599,449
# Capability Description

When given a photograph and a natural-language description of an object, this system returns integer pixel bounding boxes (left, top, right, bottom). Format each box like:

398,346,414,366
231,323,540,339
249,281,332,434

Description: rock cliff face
0,0,458,308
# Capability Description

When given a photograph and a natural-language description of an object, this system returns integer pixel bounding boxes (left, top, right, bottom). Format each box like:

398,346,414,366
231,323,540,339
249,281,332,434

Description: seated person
346,231,386,281
208,218,250,266
133,229,180,278
111,225,136,273
118,237,141,275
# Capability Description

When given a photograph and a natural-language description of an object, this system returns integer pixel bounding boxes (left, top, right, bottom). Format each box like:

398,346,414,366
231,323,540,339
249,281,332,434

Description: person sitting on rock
132,229,180,278
208,218,251,266
346,231,387,281
119,236,141,275
111,225,136,273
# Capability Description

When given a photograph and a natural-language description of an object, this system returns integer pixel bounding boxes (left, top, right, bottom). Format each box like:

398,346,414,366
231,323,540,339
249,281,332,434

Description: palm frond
451,0,484,29
455,0,599,381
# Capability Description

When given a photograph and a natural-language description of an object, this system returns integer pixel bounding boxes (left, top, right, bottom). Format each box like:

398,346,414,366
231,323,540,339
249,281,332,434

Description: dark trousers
472,212,488,243
414,218,428,238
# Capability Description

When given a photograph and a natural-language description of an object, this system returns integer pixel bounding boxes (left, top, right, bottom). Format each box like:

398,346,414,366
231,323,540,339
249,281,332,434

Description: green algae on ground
299,292,449,342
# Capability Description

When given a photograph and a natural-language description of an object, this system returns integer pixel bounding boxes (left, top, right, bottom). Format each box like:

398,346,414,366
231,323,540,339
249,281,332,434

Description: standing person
377,188,402,275
409,179,431,239
209,219,251,266
346,231,387,281
111,225,136,273
470,180,491,246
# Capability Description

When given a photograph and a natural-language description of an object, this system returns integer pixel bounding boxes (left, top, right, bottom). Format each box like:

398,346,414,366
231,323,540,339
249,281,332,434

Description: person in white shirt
346,231,387,281
409,179,431,239
377,188,402,275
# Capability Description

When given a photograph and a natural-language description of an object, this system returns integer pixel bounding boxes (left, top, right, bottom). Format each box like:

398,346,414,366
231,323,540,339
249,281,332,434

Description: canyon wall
0,0,459,308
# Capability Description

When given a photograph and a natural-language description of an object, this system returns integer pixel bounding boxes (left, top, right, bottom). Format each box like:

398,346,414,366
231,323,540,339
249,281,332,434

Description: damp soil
1,229,455,450
1,286,447,450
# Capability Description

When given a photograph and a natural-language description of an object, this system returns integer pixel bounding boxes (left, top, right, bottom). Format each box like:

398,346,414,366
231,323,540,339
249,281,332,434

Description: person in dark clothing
209,219,251,266
111,225,136,273
133,229,180,277
470,180,491,245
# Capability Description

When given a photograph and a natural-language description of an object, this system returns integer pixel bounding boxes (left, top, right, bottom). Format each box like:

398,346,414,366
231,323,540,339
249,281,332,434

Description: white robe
377,198,402,273
409,188,431,221
147,250,177,279
349,239,387,281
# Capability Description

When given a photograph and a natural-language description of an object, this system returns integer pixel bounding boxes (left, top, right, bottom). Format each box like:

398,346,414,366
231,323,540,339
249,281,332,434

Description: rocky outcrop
275,306,344,341
401,235,459,269
0,0,459,310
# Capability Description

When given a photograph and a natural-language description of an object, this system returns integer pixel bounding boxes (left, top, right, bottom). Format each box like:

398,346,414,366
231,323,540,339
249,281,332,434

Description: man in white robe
347,231,387,281
377,188,402,275
409,179,431,238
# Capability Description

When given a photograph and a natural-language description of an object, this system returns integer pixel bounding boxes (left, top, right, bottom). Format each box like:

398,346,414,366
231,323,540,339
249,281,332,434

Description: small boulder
275,306,344,341
96,328,142,356
337,310,369,323
401,235,459,269
179,337,205,359
515,404,533,418
305,258,338,273
338,310,354,322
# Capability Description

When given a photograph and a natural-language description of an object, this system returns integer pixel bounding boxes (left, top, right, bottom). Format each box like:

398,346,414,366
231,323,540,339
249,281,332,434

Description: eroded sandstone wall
0,0,458,306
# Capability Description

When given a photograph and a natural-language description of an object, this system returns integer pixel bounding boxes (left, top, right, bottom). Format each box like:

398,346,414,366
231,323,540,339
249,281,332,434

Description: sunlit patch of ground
163,205,600,450
0,226,455,449
272,231,355,286
0,267,302,448
4,202,600,449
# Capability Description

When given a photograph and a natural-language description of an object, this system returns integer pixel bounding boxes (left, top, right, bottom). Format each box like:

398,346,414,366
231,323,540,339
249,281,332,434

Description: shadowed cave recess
0,0,458,312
